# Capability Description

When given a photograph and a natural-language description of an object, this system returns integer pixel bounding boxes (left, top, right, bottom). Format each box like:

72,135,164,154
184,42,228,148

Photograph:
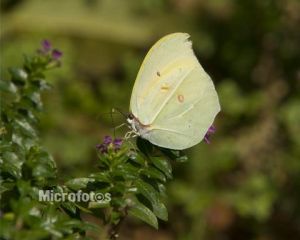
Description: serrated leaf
128,199,158,229
150,156,172,179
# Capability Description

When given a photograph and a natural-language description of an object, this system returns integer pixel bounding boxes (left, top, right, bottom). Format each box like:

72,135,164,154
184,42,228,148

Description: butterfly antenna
110,108,117,139
113,107,127,120
110,108,129,138
96,111,120,121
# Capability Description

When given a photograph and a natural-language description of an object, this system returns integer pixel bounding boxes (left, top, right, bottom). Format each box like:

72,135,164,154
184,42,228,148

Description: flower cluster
204,125,216,144
37,40,63,61
96,136,123,154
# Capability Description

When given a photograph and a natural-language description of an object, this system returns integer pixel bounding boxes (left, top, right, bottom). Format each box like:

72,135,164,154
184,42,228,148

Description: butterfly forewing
129,32,220,150
130,33,197,124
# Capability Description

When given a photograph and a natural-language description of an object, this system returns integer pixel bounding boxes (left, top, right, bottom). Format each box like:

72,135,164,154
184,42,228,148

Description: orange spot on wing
178,94,184,103
160,83,169,92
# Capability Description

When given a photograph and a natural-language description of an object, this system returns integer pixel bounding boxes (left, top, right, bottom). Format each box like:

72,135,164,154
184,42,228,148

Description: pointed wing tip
164,32,191,41
168,32,193,49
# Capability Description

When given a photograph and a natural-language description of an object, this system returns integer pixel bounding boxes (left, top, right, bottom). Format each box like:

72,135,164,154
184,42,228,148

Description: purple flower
96,136,123,154
42,40,52,52
204,125,216,144
37,40,63,62
96,143,108,154
103,136,112,145
113,138,123,150
51,49,63,60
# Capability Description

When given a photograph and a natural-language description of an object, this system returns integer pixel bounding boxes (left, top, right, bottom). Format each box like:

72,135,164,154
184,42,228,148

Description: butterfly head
126,113,138,133
126,113,152,139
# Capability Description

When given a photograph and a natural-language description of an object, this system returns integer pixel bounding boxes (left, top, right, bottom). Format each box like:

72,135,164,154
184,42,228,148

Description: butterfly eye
127,113,134,120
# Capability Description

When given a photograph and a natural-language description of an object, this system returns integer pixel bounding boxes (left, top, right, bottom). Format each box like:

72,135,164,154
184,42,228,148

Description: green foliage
0,45,98,239
82,137,175,233
0,44,187,239
1,0,300,239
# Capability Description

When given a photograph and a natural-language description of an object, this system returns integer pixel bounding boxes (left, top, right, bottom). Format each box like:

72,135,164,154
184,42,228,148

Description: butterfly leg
124,131,133,140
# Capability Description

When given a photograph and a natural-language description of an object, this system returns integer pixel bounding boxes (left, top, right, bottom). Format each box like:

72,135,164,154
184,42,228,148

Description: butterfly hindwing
144,66,220,149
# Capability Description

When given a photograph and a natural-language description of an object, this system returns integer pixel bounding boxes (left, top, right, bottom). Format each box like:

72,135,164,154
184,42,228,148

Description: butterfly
126,33,220,150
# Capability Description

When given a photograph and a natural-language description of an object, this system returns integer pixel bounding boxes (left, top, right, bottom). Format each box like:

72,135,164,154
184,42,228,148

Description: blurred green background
1,0,300,239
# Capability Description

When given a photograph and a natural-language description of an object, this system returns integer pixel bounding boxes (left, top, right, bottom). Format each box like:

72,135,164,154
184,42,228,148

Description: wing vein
148,127,190,137
149,66,196,123
166,93,216,121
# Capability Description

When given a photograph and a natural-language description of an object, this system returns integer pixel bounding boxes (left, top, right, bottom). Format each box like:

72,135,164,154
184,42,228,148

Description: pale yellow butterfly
126,33,220,150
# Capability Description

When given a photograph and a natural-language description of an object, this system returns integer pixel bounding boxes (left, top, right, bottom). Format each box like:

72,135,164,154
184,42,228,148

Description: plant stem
108,207,128,240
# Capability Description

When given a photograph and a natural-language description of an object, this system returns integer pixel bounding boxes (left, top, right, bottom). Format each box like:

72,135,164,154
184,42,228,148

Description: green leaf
32,163,55,180
129,152,145,166
150,156,172,179
88,201,110,209
61,202,77,215
136,137,153,156
157,183,167,199
152,201,168,221
24,148,57,181
113,164,139,180
31,79,51,91
135,180,157,204
113,153,129,166
73,203,92,214
16,180,32,197
140,167,166,182
0,80,17,93
159,148,188,162
28,92,43,110
8,67,28,85
135,180,168,221
65,178,94,190
14,119,36,137
89,172,110,183
111,182,126,194
0,180,15,194
128,199,158,229
0,151,23,178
